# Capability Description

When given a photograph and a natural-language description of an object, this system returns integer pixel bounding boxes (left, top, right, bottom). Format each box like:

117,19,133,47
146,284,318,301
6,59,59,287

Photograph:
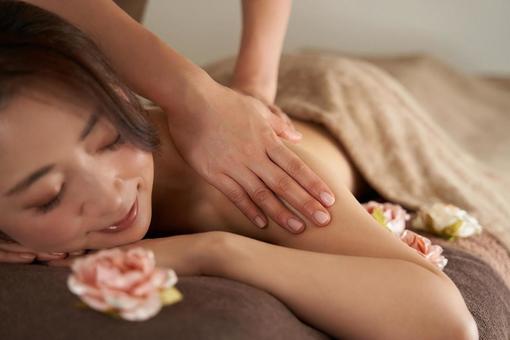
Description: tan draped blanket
203,52,510,289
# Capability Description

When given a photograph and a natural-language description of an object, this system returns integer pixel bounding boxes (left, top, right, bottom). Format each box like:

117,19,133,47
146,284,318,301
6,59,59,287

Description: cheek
10,213,79,251
125,148,154,186
127,147,152,170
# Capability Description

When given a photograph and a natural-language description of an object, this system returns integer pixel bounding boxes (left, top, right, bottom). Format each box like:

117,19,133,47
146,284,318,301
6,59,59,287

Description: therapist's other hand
166,83,336,233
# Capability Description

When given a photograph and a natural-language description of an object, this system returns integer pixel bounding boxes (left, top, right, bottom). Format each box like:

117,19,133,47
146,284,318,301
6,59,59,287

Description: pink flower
362,201,410,236
400,230,448,270
67,247,182,321
362,201,448,270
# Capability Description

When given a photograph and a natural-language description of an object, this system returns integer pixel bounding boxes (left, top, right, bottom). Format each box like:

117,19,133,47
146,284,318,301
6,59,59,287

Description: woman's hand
47,232,216,277
166,82,336,233
0,239,82,263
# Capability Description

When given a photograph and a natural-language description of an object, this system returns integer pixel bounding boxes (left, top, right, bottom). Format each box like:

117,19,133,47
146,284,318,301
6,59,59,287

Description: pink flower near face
362,201,410,236
400,230,448,270
67,247,179,321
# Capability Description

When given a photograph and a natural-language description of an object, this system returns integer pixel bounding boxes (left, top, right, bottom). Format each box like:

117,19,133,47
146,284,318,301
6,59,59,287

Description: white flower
411,203,482,240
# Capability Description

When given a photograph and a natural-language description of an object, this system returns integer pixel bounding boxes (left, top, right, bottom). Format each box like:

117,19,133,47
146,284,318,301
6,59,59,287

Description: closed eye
100,133,125,152
36,183,66,214
34,134,125,215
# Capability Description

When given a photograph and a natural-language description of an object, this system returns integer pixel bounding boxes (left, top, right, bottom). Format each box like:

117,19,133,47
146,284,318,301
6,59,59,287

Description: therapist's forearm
232,0,292,98
23,0,215,114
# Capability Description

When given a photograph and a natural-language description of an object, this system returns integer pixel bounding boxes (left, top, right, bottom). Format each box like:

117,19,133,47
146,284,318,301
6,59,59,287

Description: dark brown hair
0,1,161,241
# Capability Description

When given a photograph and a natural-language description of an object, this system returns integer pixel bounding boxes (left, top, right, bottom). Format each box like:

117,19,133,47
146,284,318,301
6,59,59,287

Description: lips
98,198,138,233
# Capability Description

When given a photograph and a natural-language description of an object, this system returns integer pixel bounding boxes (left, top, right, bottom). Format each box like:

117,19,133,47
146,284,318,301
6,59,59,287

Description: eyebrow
3,112,99,197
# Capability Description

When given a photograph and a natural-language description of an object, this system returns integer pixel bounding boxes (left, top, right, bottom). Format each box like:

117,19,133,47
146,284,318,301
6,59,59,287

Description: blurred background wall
141,0,510,75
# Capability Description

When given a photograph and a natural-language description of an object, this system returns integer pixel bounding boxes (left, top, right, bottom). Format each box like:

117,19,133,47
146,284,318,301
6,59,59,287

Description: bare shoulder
286,118,370,199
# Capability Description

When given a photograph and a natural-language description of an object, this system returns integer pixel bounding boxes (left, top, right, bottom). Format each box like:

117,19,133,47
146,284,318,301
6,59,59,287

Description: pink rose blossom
362,201,410,236
362,201,448,271
400,230,448,270
67,247,181,321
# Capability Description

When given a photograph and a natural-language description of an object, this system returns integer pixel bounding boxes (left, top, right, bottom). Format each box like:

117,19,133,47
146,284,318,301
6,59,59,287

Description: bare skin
0,94,477,338
145,108,478,339
147,108,444,274
21,0,338,233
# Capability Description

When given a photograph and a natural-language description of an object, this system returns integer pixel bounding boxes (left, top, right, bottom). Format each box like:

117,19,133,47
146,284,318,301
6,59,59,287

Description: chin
86,191,152,250
86,220,150,250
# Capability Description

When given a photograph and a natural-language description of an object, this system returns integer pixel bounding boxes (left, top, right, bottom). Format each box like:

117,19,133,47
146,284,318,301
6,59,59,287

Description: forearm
24,0,214,114
205,233,475,340
232,0,292,99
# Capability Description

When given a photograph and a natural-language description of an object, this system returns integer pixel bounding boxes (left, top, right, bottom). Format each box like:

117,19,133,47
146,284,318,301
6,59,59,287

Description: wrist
156,55,219,117
230,76,277,105
197,231,248,277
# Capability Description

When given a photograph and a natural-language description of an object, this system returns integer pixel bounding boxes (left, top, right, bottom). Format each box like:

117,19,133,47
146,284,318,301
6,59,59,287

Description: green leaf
371,207,392,233
441,219,463,239
160,287,183,306
371,207,386,225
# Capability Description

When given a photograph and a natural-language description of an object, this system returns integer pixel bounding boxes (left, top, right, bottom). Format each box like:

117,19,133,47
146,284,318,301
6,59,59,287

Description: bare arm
22,0,209,114
20,0,337,234
203,232,477,340
232,0,292,104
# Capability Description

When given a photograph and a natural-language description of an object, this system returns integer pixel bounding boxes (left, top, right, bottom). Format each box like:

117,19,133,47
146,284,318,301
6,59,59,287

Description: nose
80,176,125,217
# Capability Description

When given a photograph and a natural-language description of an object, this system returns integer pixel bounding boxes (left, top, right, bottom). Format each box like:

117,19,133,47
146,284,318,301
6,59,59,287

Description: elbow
438,278,479,340
450,314,479,340
399,263,479,340
425,283,479,340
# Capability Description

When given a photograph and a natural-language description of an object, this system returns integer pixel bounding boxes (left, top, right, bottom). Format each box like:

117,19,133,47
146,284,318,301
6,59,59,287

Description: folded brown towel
1,243,508,339
0,263,329,340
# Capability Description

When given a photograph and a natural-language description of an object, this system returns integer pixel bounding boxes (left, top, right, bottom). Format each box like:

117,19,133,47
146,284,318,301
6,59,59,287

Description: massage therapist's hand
230,81,302,144
167,81,336,233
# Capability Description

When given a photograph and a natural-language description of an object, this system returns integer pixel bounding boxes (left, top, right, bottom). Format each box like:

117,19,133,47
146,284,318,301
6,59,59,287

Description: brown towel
1,243,507,339
203,52,510,291
440,245,510,340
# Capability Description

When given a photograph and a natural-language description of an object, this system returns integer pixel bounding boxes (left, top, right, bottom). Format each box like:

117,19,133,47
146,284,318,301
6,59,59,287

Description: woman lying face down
0,76,156,252
0,1,360,255
0,3,479,339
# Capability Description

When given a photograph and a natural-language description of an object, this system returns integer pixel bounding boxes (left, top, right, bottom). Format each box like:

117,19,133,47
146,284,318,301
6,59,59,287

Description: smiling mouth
98,198,138,233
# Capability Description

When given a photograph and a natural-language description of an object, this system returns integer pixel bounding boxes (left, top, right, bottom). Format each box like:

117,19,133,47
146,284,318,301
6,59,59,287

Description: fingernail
320,192,335,207
50,252,66,256
20,253,35,259
287,218,304,232
313,211,330,225
254,216,266,228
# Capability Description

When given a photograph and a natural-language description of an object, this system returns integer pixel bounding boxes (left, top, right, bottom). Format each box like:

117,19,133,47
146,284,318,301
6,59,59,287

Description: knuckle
266,138,284,153
241,144,258,158
302,198,319,214
308,179,325,194
252,187,272,204
225,187,246,203
275,175,294,194
287,158,306,176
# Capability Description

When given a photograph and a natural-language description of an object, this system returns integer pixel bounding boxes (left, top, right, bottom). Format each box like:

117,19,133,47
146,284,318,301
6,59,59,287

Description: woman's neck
145,108,219,235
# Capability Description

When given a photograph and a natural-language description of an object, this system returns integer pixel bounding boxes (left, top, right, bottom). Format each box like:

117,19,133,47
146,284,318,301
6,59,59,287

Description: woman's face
0,80,154,253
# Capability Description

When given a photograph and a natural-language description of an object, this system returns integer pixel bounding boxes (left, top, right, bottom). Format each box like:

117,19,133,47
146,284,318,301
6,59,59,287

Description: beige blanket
204,52,510,289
